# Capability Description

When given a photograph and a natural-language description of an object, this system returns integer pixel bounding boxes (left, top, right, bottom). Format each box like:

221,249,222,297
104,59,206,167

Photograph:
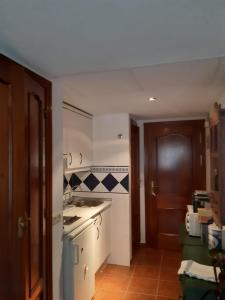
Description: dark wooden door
24,74,46,300
131,122,140,251
0,80,13,299
144,120,206,249
0,55,52,300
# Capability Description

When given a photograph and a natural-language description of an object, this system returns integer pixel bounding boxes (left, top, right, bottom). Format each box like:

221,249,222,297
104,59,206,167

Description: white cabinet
63,222,95,300
93,208,110,272
73,225,95,300
63,105,92,171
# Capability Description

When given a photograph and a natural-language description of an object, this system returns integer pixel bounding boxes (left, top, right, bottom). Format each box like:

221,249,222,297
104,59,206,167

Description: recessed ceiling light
149,97,157,102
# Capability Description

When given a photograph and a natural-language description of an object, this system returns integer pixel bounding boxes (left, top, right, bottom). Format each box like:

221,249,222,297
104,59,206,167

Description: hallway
94,246,182,299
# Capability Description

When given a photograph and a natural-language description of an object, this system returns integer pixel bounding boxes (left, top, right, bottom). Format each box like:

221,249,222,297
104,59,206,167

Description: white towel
178,260,220,282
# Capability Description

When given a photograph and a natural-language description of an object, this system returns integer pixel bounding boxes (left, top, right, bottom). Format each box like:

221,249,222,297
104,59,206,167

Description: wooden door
24,74,47,300
0,80,13,299
144,120,206,249
0,55,52,300
131,122,140,250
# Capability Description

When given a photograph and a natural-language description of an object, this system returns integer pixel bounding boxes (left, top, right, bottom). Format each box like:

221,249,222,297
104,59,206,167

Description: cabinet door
78,114,92,167
63,107,92,169
99,209,110,265
93,209,110,272
93,215,102,272
74,225,95,300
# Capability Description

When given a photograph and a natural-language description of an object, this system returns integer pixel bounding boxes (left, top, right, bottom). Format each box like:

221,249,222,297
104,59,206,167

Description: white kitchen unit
63,220,95,300
93,208,110,272
63,197,111,300
63,102,93,171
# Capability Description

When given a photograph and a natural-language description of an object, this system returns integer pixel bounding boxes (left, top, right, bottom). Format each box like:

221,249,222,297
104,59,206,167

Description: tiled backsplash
64,166,129,194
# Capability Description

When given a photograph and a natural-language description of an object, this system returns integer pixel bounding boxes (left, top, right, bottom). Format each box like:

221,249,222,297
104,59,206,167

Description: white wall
93,113,131,266
52,80,63,300
93,114,130,166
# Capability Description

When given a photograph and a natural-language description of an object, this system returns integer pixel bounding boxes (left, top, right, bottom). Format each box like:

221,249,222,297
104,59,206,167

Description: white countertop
63,199,112,235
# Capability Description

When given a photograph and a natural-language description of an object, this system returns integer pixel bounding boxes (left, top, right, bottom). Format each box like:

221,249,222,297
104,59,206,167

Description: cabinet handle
69,152,73,166
100,213,102,226
84,265,88,279
80,152,83,165
97,227,100,240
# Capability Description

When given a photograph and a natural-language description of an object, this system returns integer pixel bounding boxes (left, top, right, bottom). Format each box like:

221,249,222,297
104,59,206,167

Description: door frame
130,120,140,252
144,120,206,246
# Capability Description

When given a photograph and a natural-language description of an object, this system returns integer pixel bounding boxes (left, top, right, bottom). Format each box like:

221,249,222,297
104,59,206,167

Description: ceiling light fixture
149,97,157,102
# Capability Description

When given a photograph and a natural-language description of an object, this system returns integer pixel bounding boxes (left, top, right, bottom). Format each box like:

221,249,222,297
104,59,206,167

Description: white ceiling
61,57,225,119
1,0,225,76
1,1,225,119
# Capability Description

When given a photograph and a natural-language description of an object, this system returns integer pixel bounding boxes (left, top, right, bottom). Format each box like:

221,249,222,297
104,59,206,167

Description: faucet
71,184,82,191
64,191,72,205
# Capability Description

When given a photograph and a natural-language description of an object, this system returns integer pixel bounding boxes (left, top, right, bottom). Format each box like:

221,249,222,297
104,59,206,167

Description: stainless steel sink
70,197,104,207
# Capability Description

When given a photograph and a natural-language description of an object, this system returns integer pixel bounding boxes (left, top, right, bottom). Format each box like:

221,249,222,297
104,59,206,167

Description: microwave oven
185,205,201,237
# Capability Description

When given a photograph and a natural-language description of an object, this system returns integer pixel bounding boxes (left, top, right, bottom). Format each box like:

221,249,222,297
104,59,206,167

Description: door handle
17,212,31,238
151,180,159,197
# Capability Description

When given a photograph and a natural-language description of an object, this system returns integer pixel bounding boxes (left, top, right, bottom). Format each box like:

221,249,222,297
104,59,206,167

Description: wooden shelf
209,103,225,227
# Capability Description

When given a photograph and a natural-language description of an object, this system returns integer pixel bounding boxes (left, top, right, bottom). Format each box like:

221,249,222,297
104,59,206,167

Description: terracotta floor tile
128,277,157,294
125,292,156,300
161,258,180,269
100,274,130,292
134,265,160,279
137,248,163,259
157,280,181,298
136,256,161,266
156,297,177,300
163,250,182,260
159,266,179,281
95,275,103,290
103,264,134,276
94,290,125,300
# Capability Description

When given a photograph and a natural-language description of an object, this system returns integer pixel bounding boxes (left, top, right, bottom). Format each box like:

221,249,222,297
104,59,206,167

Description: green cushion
180,224,204,246
179,224,225,299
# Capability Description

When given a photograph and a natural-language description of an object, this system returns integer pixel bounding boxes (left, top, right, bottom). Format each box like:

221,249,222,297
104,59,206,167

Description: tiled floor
94,246,182,300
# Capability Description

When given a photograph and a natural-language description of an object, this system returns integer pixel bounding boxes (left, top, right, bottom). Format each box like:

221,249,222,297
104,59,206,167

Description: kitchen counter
63,197,112,235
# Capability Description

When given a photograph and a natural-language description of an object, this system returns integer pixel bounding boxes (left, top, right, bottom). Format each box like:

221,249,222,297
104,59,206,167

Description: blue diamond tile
69,173,82,190
102,173,119,191
63,176,68,192
83,173,100,191
120,174,129,192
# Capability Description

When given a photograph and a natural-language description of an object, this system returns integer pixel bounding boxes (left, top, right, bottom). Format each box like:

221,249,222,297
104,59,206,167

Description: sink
70,197,104,207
